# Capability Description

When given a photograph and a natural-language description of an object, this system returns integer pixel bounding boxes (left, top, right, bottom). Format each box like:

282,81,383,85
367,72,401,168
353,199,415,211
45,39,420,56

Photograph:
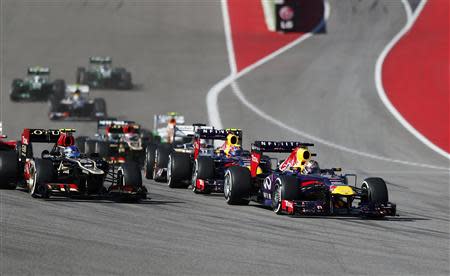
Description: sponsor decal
285,200,293,209
279,148,299,171
263,177,272,190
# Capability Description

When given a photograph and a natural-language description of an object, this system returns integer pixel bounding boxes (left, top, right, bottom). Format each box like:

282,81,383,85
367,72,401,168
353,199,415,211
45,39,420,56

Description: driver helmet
303,160,320,174
226,144,242,157
73,89,81,100
64,145,80,158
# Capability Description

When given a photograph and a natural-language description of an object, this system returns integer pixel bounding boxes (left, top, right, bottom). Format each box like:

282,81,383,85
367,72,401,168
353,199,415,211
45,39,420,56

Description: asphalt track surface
0,0,449,275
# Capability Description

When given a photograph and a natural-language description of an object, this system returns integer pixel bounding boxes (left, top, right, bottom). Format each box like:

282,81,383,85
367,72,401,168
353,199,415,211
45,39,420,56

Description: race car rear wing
27,66,50,75
250,141,314,177
251,141,314,153
66,84,89,94
193,128,242,159
21,128,76,145
194,128,242,140
97,119,136,129
89,56,112,64
20,128,76,162
173,124,212,139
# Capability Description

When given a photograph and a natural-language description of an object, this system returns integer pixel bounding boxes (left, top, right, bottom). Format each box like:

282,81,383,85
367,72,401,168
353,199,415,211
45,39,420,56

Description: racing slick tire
361,177,389,204
192,156,214,194
75,136,88,153
10,79,23,102
48,95,62,113
144,144,157,179
117,162,145,200
167,152,191,188
0,151,19,189
76,67,86,84
85,140,97,155
118,162,143,188
95,141,110,158
30,158,54,198
52,79,66,101
93,98,107,118
153,144,173,182
272,175,299,214
224,166,251,205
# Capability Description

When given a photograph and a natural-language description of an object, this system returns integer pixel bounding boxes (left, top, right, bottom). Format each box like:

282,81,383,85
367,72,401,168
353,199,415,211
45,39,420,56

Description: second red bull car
224,141,397,218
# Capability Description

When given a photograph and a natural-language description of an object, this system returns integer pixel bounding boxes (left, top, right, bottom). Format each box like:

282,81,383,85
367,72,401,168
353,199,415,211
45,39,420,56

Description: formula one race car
152,112,187,144
78,119,149,165
167,128,271,194
76,56,132,90
49,84,107,121
14,128,146,200
0,122,20,189
223,141,396,218
144,123,210,182
10,67,65,102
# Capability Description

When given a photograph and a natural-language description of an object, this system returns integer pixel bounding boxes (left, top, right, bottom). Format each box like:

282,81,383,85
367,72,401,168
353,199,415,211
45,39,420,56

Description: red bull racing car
223,141,397,218
167,128,271,194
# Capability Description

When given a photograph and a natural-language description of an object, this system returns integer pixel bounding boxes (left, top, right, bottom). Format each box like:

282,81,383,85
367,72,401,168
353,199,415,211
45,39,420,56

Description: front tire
30,158,54,198
93,98,107,118
153,144,172,182
192,156,214,194
224,166,251,205
272,175,299,214
361,177,388,203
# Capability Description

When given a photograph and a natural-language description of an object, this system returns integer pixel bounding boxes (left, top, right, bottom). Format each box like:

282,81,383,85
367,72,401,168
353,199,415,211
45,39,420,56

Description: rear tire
93,98,107,118
75,136,88,153
167,152,191,188
0,151,19,189
52,79,66,101
95,141,110,158
144,144,157,179
224,166,251,205
361,177,388,203
76,67,86,84
85,140,97,155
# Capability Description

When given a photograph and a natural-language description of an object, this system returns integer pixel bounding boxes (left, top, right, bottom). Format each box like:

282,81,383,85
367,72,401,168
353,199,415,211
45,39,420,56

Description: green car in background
10,67,65,102
76,56,133,90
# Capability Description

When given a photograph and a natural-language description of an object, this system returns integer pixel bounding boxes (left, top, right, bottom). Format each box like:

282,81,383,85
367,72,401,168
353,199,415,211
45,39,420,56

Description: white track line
207,0,449,171
375,0,450,160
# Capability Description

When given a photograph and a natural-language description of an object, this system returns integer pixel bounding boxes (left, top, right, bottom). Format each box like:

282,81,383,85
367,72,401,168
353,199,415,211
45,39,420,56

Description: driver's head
64,145,80,158
303,160,320,174
73,90,81,99
226,133,239,146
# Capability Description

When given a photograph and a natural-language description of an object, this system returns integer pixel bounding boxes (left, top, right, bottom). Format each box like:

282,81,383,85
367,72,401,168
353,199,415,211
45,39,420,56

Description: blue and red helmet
64,145,80,158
